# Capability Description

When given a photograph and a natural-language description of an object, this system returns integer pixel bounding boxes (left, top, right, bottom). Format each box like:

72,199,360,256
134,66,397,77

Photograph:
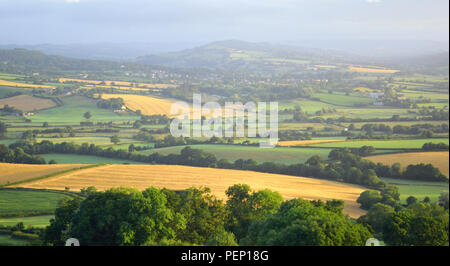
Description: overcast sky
0,0,448,45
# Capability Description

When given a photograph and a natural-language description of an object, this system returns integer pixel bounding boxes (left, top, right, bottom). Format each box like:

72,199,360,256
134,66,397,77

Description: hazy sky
0,0,448,45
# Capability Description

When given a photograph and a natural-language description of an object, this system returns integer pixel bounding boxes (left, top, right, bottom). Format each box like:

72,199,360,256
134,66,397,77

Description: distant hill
135,40,344,71
0,48,156,75
135,40,450,73
0,42,203,61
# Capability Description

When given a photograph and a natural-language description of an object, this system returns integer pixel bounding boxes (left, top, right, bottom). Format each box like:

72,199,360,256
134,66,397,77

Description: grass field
0,163,85,186
366,152,449,177
0,215,53,228
143,144,333,164
278,99,335,113
381,178,449,203
30,95,139,125
331,107,413,119
0,189,70,216
41,153,146,165
36,136,140,146
0,95,56,112
0,86,29,98
0,235,31,246
312,92,374,107
310,138,449,149
15,164,367,218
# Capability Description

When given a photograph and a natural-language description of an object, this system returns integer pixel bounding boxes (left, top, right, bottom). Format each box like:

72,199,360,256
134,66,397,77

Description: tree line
357,188,449,246
2,141,448,187
42,184,373,246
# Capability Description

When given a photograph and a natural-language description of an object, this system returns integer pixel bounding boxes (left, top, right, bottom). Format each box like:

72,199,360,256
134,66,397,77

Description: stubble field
12,164,367,218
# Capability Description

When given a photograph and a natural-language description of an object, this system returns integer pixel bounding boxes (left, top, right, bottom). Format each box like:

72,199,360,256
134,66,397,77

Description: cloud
66,0,80,3
366,0,381,3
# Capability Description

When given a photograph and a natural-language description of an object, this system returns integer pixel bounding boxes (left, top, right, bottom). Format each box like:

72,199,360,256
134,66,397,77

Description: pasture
144,144,333,164
36,136,140,146
15,164,367,218
381,178,449,203
41,153,147,165
0,215,53,228
0,235,31,246
366,152,449,177
0,95,57,112
312,92,374,107
310,138,449,149
30,96,139,125
0,189,70,216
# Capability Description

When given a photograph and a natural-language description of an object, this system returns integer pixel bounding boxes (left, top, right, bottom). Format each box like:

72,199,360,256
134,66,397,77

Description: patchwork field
0,163,85,186
366,152,449,177
59,78,176,89
0,95,56,112
14,164,367,218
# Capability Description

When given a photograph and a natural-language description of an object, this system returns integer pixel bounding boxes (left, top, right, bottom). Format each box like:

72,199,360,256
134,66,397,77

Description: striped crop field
0,163,85,186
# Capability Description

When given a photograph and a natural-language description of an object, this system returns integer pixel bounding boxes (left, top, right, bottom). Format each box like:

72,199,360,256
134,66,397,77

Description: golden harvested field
15,164,367,218
348,66,399,74
366,152,449,177
99,93,182,116
0,95,57,112
0,163,85,186
98,93,229,118
277,139,344,147
0,79,53,89
59,78,175,89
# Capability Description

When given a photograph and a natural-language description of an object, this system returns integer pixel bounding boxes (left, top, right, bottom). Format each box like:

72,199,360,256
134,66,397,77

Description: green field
310,138,449,149
0,235,31,246
312,92,374,107
381,178,449,203
0,139,17,146
279,99,335,113
0,215,53,228
141,144,333,164
333,107,413,119
0,189,71,216
0,86,29,98
42,153,147,164
30,95,139,125
36,136,140,146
